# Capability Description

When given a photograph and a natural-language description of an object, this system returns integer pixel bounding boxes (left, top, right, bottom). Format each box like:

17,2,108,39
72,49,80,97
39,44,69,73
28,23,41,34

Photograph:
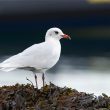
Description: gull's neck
45,37,61,50
45,37,60,43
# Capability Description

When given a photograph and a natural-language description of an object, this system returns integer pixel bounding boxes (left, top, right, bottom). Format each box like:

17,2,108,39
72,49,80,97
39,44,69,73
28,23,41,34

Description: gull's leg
42,72,45,88
34,73,38,89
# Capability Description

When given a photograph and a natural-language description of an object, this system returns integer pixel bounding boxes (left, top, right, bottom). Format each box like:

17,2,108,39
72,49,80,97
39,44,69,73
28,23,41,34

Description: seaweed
0,83,110,110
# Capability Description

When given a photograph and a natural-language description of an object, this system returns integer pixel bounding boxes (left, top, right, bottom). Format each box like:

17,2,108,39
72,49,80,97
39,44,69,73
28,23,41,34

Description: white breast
39,37,61,69
46,39,61,69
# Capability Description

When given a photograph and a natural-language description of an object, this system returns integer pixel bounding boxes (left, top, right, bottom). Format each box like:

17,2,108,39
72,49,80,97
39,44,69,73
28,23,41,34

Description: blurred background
0,0,110,95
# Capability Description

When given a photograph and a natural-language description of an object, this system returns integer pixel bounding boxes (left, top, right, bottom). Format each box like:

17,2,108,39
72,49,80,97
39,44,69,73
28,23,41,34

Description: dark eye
54,31,59,34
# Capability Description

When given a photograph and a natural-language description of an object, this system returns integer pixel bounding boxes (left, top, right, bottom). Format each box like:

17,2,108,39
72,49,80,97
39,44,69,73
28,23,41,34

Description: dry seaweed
0,83,110,110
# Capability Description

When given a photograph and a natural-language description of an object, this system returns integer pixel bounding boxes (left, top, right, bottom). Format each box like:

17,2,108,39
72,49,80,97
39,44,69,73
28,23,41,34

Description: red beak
61,34,71,40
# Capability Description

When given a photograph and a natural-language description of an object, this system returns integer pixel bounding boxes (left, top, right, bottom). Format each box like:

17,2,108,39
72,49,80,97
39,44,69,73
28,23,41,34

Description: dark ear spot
49,33,52,36
54,31,59,34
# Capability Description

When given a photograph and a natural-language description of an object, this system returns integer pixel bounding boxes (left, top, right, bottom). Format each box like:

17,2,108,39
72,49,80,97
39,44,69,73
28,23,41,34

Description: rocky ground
0,83,110,110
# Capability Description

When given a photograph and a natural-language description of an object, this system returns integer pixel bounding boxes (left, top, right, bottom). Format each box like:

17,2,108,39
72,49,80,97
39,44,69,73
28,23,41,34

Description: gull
0,27,71,88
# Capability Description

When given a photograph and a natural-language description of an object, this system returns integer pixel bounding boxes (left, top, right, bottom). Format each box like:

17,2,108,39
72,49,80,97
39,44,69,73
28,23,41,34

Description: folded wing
0,42,53,72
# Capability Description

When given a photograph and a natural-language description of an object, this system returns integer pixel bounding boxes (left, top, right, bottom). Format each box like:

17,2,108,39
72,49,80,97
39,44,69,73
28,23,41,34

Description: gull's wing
0,41,54,72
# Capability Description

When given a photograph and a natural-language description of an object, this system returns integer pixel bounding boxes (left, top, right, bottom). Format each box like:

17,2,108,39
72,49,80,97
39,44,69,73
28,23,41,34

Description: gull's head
45,27,71,41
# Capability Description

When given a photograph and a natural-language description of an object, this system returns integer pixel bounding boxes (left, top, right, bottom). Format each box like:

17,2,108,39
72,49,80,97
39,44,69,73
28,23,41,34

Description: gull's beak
61,34,71,40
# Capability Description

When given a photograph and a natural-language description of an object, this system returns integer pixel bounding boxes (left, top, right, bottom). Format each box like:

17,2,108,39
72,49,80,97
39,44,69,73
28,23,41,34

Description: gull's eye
54,31,59,34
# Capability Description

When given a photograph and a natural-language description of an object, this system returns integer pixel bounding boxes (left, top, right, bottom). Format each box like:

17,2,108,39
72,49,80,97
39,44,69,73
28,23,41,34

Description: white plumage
0,27,70,87
0,40,61,72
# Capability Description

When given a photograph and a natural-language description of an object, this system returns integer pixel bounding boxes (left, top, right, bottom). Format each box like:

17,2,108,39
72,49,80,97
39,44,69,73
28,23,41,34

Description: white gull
0,27,71,88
